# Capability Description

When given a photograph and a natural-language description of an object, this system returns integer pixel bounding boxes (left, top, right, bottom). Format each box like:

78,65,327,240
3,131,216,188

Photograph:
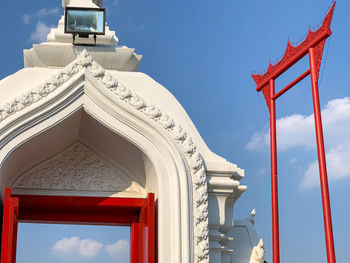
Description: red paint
1,188,155,263
131,222,140,263
309,47,336,263
252,2,336,263
1,189,18,263
269,79,280,263
139,193,155,263
252,3,335,92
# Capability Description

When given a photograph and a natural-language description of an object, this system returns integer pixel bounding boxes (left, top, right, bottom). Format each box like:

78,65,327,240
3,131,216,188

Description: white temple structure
0,1,264,262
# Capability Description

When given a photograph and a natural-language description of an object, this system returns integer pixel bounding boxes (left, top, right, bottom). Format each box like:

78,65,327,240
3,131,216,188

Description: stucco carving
1,50,210,262
13,142,140,193
249,239,265,263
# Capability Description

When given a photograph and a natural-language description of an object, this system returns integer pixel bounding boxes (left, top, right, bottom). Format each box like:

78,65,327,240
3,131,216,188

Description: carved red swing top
253,3,335,110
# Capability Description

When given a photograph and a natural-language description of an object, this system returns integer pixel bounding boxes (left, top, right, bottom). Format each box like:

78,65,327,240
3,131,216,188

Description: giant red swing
252,2,337,263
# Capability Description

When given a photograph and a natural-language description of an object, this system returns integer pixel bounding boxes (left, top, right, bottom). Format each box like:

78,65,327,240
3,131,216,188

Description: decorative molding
0,50,210,262
0,61,82,123
13,141,141,193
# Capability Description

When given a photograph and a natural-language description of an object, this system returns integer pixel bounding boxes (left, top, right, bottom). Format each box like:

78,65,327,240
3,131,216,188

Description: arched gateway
0,1,263,262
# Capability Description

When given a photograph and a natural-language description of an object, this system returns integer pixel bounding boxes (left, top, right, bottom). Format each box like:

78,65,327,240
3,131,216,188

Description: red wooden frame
0,188,155,263
252,2,336,263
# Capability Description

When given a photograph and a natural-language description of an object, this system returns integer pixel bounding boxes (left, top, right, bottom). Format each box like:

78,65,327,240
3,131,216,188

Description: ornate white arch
0,50,209,263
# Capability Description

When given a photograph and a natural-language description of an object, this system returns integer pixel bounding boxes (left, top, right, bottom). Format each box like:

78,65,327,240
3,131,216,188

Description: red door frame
0,188,155,263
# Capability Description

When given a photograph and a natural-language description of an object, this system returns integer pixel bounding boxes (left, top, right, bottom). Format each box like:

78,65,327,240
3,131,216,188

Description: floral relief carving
13,142,140,193
2,50,210,263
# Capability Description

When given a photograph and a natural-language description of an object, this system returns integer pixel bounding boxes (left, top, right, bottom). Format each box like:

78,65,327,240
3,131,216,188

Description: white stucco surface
0,68,60,105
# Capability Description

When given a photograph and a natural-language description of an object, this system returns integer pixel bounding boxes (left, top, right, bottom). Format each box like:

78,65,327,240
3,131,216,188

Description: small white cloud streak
257,167,267,175
52,236,80,255
37,7,59,17
22,14,31,24
29,21,51,43
22,7,59,25
79,239,103,258
289,157,297,164
300,143,350,189
246,131,268,151
105,239,129,262
52,236,103,259
246,97,350,189
113,0,119,6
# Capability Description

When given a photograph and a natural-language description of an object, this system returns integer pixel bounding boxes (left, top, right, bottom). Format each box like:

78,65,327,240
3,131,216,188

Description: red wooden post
10,198,18,263
1,188,19,263
131,222,141,263
269,79,280,263
139,193,155,263
309,47,336,263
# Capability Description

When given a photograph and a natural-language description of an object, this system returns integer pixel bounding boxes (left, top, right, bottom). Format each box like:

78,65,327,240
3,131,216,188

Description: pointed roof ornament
252,1,336,92
62,0,103,8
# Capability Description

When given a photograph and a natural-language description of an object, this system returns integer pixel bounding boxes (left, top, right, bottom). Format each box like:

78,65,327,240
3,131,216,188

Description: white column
207,173,246,263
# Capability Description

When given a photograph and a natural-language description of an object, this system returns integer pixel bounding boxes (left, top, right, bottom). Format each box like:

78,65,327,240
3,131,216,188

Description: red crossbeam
273,69,310,100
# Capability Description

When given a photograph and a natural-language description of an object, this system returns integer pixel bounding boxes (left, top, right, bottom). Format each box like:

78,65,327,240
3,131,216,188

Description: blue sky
0,0,349,262
17,223,130,263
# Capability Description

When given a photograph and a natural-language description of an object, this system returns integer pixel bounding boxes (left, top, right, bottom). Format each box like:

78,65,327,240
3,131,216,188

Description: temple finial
322,1,336,27
62,0,104,8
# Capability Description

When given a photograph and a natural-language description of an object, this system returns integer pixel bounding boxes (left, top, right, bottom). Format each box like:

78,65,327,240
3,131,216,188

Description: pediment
12,141,144,197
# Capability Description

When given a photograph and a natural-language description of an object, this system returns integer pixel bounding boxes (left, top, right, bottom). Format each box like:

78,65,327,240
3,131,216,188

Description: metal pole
269,79,280,263
309,47,336,263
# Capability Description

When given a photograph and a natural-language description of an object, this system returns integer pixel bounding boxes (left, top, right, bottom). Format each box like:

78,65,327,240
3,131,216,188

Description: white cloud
22,7,59,25
289,157,297,164
300,143,350,189
247,97,350,189
245,113,316,151
79,239,103,258
245,131,268,151
29,21,51,43
53,236,80,255
113,0,119,6
105,239,129,261
52,236,103,259
37,7,59,17
22,14,31,24
257,167,267,175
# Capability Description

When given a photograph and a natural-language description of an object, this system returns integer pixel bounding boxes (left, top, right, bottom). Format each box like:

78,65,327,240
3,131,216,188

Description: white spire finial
62,0,104,8
249,239,265,263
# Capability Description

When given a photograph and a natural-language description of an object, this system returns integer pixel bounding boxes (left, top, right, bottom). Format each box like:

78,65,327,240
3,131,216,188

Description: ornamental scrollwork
13,142,140,193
